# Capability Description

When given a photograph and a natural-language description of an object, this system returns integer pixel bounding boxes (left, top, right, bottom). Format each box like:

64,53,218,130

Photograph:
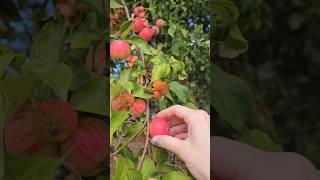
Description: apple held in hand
149,118,169,138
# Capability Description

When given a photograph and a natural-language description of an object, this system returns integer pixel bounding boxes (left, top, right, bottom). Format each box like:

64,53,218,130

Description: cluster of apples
111,93,147,118
4,99,108,177
131,6,166,41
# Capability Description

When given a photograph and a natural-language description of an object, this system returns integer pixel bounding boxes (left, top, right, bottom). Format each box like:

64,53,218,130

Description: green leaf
120,20,133,39
151,63,170,81
110,0,123,8
5,154,59,180
126,37,154,55
64,55,91,91
158,165,175,174
132,86,153,99
110,110,129,144
0,75,37,109
168,24,177,37
169,81,190,104
152,146,168,165
70,78,107,116
78,0,104,15
30,19,65,70
113,156,142,180
120,146,136,163
213,0,239,22
68,29,102,49
140,157,157,180
32,63,72,100
162,171,191,180
239,129,282,152
218,24,248,58
211,64,255,131
0,45,25,70
125,122,143,139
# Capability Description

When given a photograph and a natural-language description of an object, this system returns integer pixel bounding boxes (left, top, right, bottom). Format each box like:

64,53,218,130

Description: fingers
155,105,196,126
150,135,187,156
169,124,188,136
174,133,188,140
212,136,264,180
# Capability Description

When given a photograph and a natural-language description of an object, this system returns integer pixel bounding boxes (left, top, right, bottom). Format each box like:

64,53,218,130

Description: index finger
155,105,195,125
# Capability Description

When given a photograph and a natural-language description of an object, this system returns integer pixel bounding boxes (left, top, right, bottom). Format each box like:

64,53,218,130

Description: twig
136,101,150,170
121,0,131,20
110,120,147,157
139,49,146,68
166,163,187,173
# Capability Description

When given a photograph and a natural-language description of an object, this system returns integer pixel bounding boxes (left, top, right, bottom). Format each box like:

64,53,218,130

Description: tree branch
136,101,150,170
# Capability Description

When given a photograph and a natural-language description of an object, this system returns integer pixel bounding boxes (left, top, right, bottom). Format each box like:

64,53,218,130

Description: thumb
151,135,186,155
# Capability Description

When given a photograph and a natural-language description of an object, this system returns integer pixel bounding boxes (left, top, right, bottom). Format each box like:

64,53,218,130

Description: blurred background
214,0,320,168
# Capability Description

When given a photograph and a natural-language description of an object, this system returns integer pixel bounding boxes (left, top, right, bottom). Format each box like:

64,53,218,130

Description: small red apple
153,91,161,100
149,118,169,138
131,18,145,33
139,27,154,41
126,55,138,63
110,40,131,59
133,6,144,16
131,99,146,117
156,19,166,28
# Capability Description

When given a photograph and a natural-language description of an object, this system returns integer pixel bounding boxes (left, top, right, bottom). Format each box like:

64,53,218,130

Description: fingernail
150,137,159,146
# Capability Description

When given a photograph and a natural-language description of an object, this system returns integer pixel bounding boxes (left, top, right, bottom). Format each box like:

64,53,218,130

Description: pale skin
150,105,320,180
150,105,210,180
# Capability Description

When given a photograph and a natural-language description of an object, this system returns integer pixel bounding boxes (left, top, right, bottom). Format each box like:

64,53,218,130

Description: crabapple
110,40,131,59
153,80,169,96
131,99,146,117
131,18,145,32
153,91,161,100
149,118,169,138
139,27,154,41
156,19,166,28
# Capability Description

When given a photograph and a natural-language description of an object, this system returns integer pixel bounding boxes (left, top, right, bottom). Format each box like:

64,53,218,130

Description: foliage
0,0,108,179
212,0,282,152
110,0,209,179
237,0,320,167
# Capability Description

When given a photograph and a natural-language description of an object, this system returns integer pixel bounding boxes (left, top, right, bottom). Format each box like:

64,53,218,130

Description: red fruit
133,6,144,16
138,12,146,19
138,6,145,12
149,118,169,138
33,99,78,143
93,41,106,75
153,91,161,100
110,40,131,59
153,80,169,96
60,118,108,177
131,18,145,32
111,93,135,111
131,99,146,117
139,27,154,41
126,55,138,63
156,19,166,28
4,101,56,155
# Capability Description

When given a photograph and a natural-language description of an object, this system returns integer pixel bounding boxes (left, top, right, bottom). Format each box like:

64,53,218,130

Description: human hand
212,136,320,180
150,105,210,180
